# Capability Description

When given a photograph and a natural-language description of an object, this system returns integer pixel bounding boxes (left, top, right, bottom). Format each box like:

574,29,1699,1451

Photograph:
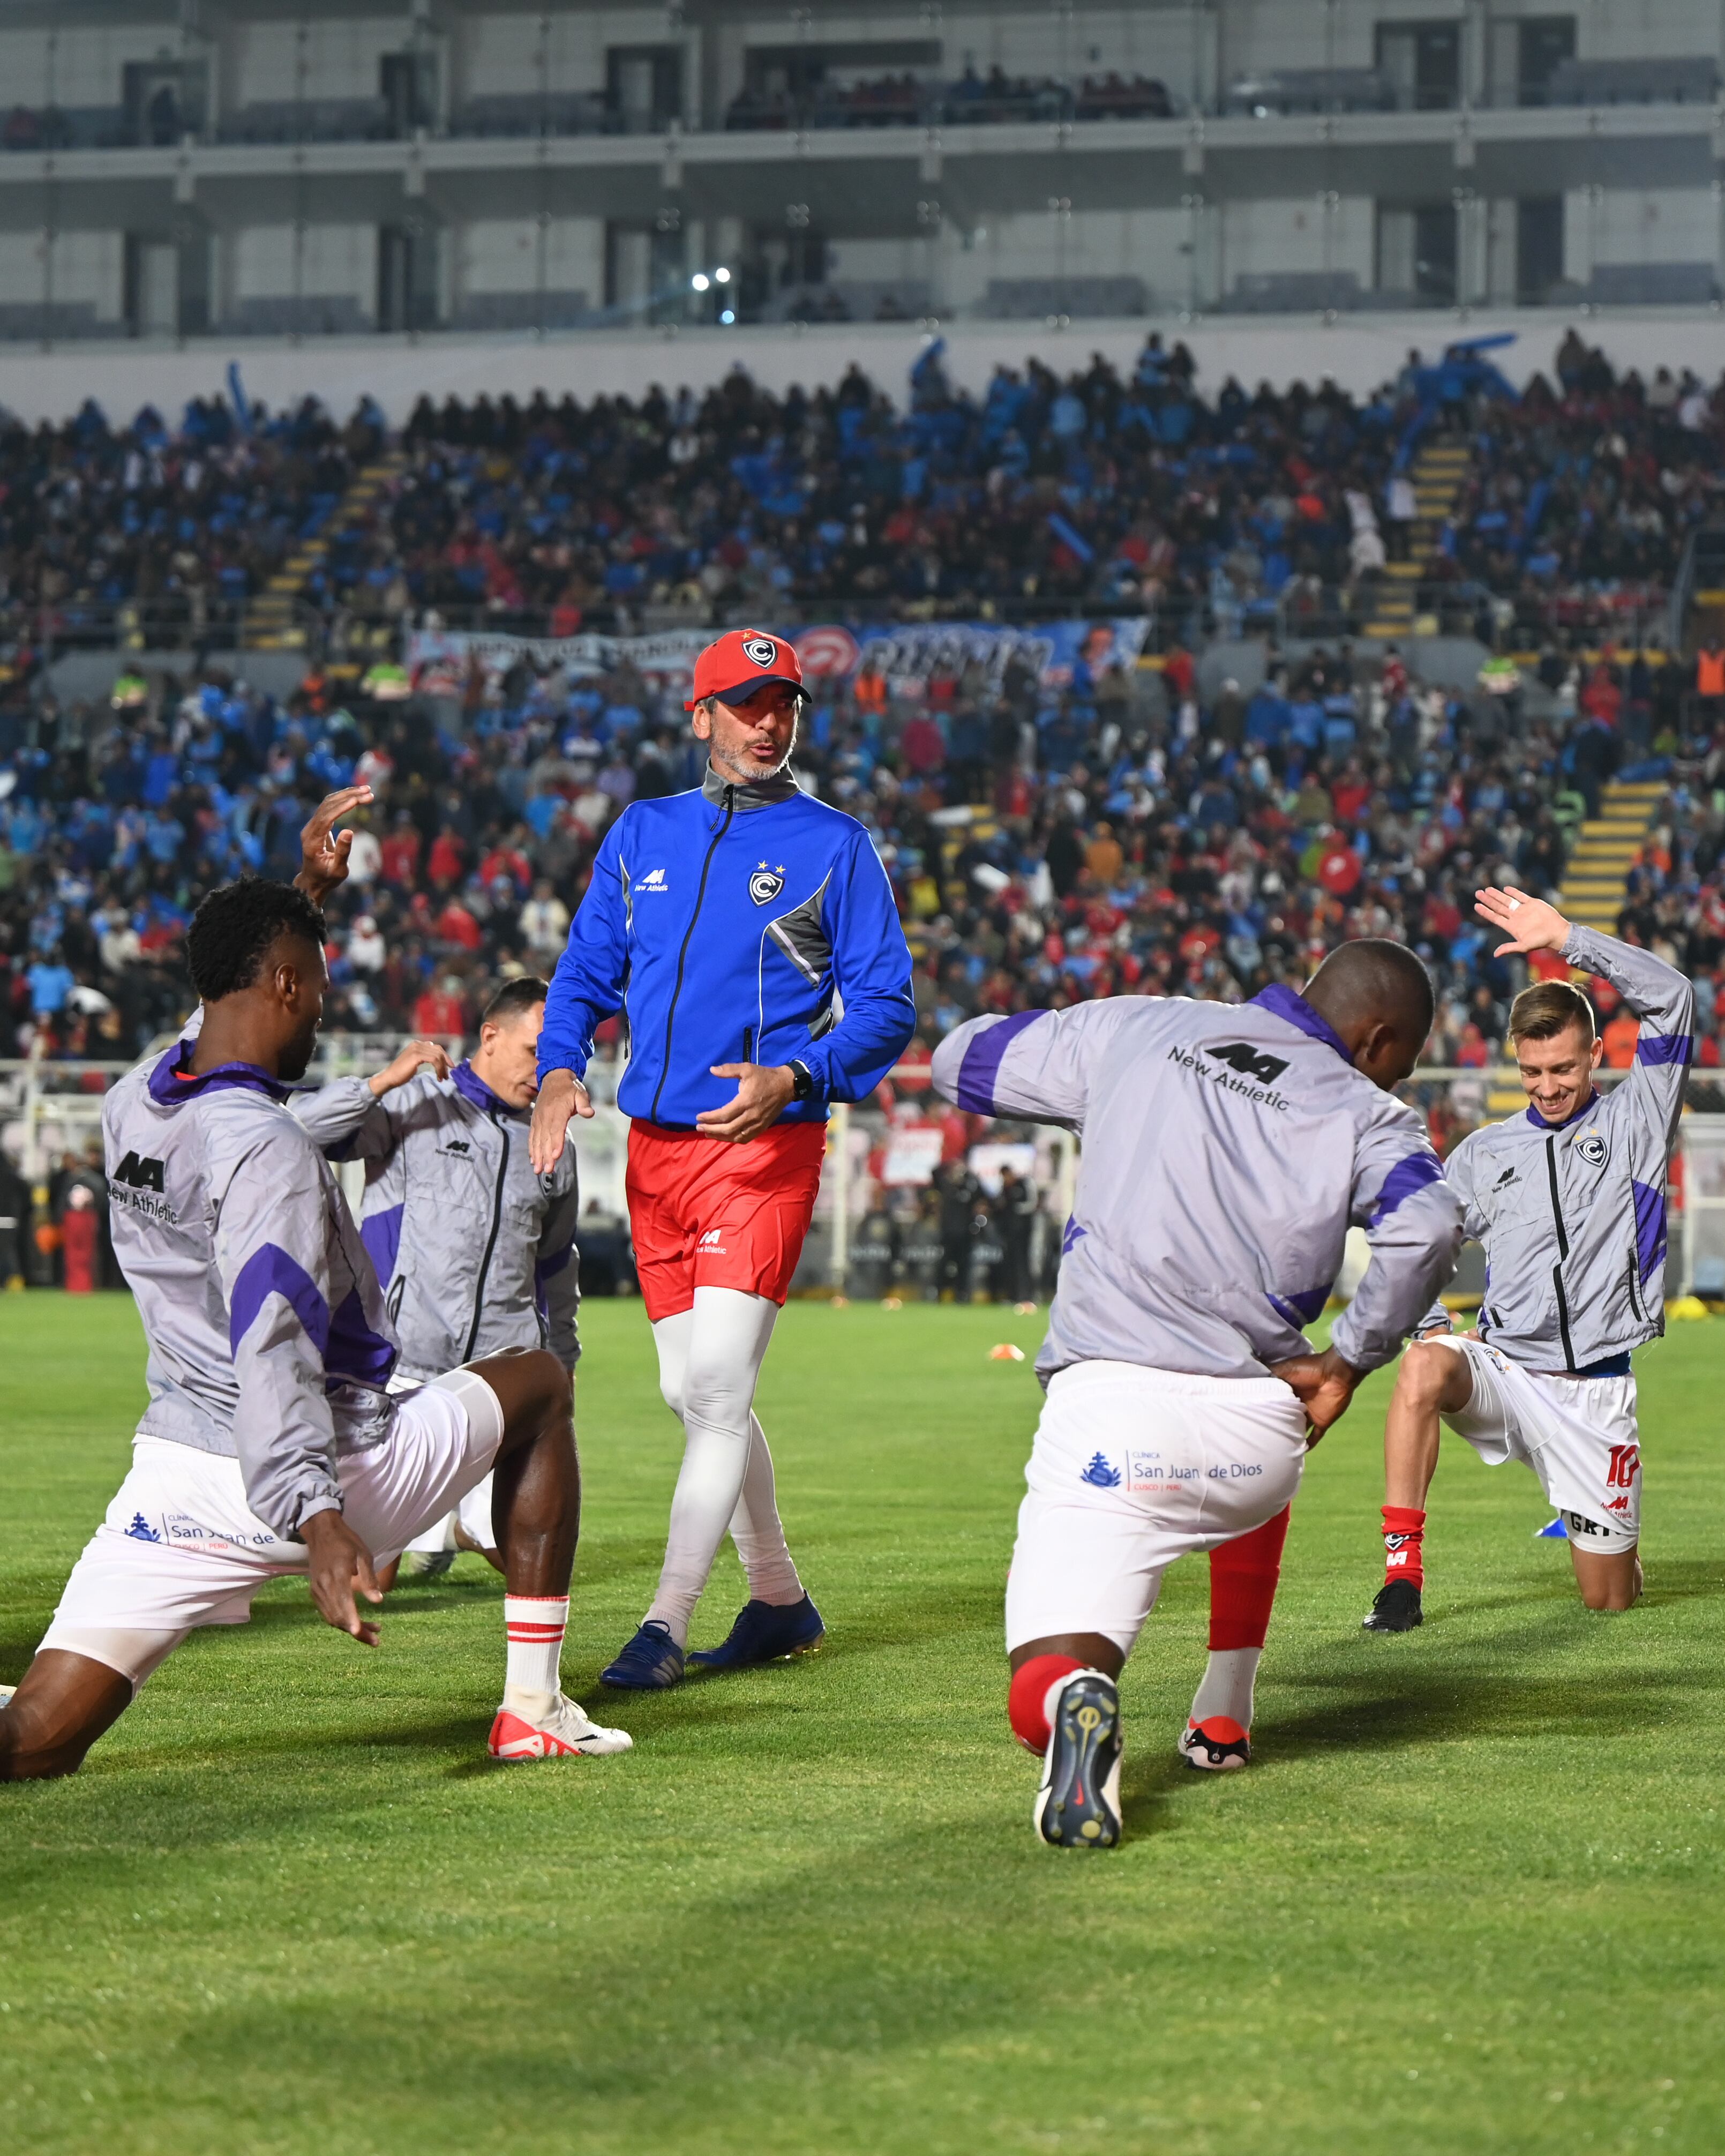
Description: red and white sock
1382,1506,1426,1590
1189,1504,1291,1733
504,1595,569,1716
1008,1654,1086,1753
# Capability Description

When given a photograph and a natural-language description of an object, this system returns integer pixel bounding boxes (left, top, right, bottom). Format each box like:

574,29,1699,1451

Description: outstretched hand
300,1509,382,1646
1269,1346,1363,1448
1475,884,1570,958
295,784,375,906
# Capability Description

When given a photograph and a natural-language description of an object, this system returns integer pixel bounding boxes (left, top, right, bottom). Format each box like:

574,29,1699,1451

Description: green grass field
3,1293,1723,2156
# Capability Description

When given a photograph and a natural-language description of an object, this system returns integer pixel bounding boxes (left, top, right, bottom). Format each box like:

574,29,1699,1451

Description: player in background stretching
0,864,629,1778
1362,887,1694,1632
932,944,1462,1848
531,630,916,1689
295,976,579,1586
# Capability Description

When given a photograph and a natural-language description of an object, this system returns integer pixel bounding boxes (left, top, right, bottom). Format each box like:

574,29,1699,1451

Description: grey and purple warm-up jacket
1419,926,1694,1373
294,1060,580,1384
932,984,1464,1386
103,1039,399,1539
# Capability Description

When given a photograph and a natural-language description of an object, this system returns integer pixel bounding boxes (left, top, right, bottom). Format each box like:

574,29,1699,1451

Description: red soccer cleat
487,1694,633,1761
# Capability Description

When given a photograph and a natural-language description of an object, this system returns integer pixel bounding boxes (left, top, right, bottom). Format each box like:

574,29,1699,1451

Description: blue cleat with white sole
600,1620,686,1690
687,1594,825,1672
1032,1669,1123,1848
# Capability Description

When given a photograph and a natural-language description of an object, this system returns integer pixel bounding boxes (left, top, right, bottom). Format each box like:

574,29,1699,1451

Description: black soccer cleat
1362,1578,1424,1633
1032,1670,1123,1849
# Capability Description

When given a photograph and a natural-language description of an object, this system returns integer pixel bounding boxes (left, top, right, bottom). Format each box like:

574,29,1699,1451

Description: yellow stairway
1482,777,1667,1118
1364,438,1471,641
243,448,407,651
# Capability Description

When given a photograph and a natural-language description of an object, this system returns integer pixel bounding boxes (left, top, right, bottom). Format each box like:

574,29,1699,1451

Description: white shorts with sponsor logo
1437,1336,1640,1552
40,1368,506,1685
1005,1359,1308,1657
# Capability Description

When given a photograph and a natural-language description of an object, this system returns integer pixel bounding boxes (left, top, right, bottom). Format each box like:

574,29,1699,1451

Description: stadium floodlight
691,272,710,291
720,309,736,324
714,266,732,284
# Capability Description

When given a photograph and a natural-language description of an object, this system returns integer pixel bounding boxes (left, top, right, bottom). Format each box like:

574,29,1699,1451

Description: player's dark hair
481,975,550,1025
186,879,326,1002
1509,978,1596,1046
1307,938,1436,1041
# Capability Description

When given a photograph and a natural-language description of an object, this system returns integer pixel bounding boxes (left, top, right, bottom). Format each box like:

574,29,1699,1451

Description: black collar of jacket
701,763,799,811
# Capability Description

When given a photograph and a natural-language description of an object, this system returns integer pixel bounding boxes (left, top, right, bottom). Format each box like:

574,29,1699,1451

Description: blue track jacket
538,768,916,1127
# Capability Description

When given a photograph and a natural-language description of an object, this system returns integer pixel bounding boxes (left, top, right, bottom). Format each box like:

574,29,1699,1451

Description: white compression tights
644,1286,804,1648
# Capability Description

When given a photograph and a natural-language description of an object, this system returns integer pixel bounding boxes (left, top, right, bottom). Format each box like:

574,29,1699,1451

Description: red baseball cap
684,628,805,712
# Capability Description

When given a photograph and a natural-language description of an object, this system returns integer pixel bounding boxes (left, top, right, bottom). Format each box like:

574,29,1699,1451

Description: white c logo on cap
741,635,778,668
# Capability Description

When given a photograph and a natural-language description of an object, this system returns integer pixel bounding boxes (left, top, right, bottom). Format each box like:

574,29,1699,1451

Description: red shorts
625,1120,827,1322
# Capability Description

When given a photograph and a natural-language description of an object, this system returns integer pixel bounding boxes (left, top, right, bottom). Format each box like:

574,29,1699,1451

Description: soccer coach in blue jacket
530,628,916,1689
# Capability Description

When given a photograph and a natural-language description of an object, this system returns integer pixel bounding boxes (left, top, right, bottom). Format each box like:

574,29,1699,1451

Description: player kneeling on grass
294,977,580,1588
1362,888,1693,1634
0,875,628,1780
932,944,1462,1848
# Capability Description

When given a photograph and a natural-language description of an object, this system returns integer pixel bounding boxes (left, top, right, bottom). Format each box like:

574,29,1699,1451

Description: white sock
503,1594,568,1716
1189,1646,1261,1731
644,1288,780,1649
729,1415,804,1606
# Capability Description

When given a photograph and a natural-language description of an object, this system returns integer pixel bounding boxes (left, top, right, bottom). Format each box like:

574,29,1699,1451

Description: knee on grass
1,1652,135,1782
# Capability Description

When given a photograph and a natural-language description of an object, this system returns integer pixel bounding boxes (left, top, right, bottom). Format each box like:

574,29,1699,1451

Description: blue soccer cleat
687,1594,826,1671
599,1620,686,1690
1033,1668,1123,1848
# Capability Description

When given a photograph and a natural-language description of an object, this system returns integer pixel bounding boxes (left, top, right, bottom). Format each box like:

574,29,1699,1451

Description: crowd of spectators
6,610,1725,1102
1443,327,1724,650
0,392,380,658
4,334,1725,1224
5,331,1722,667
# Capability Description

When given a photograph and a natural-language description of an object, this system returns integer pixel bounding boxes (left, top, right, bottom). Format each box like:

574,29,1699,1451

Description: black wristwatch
787,1060,817,1104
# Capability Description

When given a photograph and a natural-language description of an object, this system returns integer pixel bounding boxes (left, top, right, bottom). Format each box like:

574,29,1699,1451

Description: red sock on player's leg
1382,1505,1426,1590
1208,1502,1292,1650
1008,1655,1085,1753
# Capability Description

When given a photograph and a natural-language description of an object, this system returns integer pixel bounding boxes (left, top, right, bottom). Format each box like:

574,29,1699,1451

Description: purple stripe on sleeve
326,1287,398,1389
1632,1177,1668,1281
1268,1283,1332,1329
954,1010,1045,1114
360,1203,404,1288
1371,1152,1444,1226
228,1243,331,1358
1636,1034,1692,1067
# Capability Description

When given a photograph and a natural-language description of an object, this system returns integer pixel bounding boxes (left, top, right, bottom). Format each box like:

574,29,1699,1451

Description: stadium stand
4,335,1724,1147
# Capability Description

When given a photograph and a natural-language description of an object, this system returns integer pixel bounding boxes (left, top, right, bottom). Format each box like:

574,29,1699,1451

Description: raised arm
292,1042,451,1162
1476,885,1694,1171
